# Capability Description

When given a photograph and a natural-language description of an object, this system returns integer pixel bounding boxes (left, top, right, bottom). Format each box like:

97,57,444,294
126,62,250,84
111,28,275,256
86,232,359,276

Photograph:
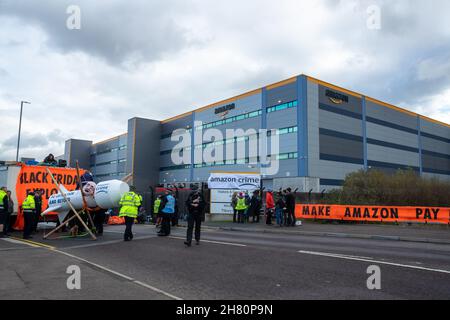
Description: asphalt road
0,224,449,300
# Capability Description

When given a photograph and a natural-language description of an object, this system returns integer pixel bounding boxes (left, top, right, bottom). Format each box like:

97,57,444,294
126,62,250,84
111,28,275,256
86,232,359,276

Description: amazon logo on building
326,89,349,105
215,103,236,118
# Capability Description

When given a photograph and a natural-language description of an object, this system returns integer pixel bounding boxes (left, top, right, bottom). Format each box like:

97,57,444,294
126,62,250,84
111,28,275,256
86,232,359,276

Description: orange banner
296,204,450,225
13,165,85,230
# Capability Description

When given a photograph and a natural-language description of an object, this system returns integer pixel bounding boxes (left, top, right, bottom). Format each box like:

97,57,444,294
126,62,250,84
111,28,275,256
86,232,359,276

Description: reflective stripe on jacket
0,190,6,210
235,197,247,210
153,199,161,213
22,195,36,211
119,192,142,218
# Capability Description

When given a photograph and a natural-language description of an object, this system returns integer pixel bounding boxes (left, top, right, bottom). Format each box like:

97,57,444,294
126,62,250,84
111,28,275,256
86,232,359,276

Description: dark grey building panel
319,134,364,163
421,136,450,155
366,100,418,130
128,118,161,191
267,82,297,107
422,154,450,173
65,139,92,169
318,85,362,115
161,114,193,136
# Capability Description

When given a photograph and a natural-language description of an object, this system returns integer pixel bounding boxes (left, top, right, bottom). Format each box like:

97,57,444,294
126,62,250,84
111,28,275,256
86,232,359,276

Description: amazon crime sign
208,172,261,190
13,165,84,230
296,204,450,225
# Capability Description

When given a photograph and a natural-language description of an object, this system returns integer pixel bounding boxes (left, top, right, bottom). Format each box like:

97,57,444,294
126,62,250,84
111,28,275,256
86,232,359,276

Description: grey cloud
1,129,67,150
0,0,195,66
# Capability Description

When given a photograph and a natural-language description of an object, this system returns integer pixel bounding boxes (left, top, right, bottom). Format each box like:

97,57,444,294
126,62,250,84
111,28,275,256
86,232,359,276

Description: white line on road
7,237,183,300
298,250,450,274
53,249,183,300
168,236,247,247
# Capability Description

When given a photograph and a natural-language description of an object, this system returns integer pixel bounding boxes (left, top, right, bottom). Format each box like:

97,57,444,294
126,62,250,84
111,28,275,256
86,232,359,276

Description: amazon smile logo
326,89,349,105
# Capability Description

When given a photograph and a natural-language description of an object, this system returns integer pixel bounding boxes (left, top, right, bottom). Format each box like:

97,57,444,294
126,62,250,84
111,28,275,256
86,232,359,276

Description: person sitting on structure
42,154,58,166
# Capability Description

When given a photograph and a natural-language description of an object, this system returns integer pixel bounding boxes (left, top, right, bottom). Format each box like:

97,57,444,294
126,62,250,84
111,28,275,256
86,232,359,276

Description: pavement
193,219,450,244
0,221,449,300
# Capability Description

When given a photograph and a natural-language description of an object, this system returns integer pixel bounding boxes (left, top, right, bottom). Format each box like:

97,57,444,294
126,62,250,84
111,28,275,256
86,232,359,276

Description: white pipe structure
42,180,129,222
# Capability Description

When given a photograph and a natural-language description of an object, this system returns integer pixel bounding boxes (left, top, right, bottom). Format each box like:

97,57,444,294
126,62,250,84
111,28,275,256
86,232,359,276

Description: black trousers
171,213,179,227
237,210,245,223
266,209,273,225
252,210,260,223
94,211,105,234
33,208,41,232
3,211,11,235
233,209,237,223
160,215,171,235
288,208,296,226
186,212,202,244
23,210,34,239
124,216,134,240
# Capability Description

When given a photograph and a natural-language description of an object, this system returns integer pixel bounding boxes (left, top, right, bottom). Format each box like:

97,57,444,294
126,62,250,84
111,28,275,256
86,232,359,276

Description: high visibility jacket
161,195,175,214
119,192,141,218
22,195,36,212
0,190,7,211
235,197,247,210
153,199,161,214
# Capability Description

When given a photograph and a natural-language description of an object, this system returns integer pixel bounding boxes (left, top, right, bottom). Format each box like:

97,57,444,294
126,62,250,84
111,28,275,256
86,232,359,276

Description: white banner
208,172,261,190
210,202,234,215
210,189,253,203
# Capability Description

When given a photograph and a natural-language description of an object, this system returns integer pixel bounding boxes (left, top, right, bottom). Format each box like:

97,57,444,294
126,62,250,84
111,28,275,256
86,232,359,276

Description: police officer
184,185,205,247
0,186,9,238
22,191,36,239
158,190,175,237
235,192,248,223
119,186,142,242
153,195,162,224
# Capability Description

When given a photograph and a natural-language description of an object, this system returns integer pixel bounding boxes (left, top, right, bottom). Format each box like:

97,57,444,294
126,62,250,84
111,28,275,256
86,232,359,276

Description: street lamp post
16,100,31,162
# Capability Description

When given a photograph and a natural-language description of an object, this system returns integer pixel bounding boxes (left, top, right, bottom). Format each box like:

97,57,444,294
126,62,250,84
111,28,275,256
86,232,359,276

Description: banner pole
45,168,97,240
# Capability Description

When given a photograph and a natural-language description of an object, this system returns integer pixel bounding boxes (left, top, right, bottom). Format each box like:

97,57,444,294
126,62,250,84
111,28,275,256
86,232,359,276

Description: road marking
4,237,182,300
168,236,247,247
9,237,55,250
2,237,39,247
298,250,450,274
53,249,183,300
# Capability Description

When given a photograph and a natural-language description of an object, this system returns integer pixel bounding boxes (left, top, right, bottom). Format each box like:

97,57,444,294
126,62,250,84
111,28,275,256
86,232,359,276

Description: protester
285,188,297,226
172,197,179,227
22,191,36,239
158,190,175,236
77,171,94,190
235,192,247,223
184,185,206,247
43,154,58,166
231,192,238,223
249,190,262,223
0,186,9,238
6,190,14,235
93,208,107,236
244,192,251,223
33,190,43,233
265,189,275,225
275,192,286,227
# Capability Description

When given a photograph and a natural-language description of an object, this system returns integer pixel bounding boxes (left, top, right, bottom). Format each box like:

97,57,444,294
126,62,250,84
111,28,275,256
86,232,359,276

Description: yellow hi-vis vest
153,198,161,214
22,195,36,212
235,197,247,210
0,190,7,211
119,192,142,218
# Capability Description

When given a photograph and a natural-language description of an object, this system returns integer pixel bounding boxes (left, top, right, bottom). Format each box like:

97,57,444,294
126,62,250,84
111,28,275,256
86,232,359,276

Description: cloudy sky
0,0,449,161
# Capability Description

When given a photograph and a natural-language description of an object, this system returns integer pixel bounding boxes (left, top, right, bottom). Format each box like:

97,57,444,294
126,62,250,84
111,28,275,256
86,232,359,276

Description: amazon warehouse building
62,74,450,195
